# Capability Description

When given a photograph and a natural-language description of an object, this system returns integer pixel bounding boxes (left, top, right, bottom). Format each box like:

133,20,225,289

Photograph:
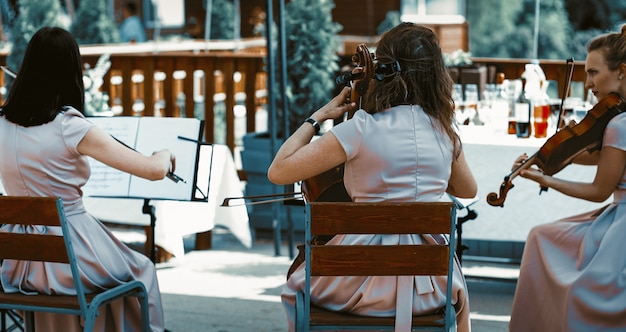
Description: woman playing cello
509,25,626,331
268,22,477,332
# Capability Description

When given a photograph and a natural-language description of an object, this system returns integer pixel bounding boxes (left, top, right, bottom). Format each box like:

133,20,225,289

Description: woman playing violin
268,22,477,332
509,25,626,331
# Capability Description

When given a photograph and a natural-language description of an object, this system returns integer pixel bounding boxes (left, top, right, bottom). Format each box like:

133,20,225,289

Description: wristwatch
304,117,320,134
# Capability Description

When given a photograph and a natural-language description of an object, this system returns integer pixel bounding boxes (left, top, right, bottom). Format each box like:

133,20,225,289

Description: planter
240,132,305,238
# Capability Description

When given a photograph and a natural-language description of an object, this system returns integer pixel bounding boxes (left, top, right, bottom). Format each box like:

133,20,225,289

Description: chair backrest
304,201,457,330
0,196,90,315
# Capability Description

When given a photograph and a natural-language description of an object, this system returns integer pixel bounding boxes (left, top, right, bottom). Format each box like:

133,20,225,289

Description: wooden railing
0,39,588,157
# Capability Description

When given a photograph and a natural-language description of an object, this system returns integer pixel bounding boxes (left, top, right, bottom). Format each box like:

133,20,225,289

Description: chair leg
83,311,97,332
2,310,24,332
139,293,150,332
22,312,34,332
295,291,304,332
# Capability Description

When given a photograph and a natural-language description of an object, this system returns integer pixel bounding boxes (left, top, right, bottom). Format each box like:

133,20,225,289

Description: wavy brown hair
363,22,460,158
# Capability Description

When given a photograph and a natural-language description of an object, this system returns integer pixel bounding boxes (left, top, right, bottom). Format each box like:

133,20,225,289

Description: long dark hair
1,27,84,127
363,22,460,158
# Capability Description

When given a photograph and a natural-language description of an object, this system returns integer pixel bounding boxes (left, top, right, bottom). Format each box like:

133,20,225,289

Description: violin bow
556,57,575,132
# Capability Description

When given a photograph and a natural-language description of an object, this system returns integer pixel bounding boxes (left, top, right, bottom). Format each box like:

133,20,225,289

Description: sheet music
83,117,139,197
129,117,202,199
82,116,203,201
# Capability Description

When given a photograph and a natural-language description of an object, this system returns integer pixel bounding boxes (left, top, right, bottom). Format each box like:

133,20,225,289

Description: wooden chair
0,196,150,332
296,201,458,331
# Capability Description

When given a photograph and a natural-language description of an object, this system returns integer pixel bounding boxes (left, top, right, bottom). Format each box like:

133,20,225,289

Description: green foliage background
468,0,626,61
7,0,66,75
71,0,120,45
273,0,342,136
206,0,235,40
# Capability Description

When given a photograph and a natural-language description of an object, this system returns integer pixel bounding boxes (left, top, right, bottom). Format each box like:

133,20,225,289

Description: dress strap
395,275,412,331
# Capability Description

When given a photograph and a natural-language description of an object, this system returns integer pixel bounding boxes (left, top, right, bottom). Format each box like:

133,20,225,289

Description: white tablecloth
83,144,251,258
458,126,610,242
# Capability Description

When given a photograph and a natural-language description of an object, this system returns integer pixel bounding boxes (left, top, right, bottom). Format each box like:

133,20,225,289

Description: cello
486,92,626,207
221,43,375,206
300,43,375,203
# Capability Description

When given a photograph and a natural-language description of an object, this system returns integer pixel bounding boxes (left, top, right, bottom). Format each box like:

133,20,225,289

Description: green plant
205,0,235,40
83,54,112,116
377,11,401,35
271,0,342,136
70,0,120,45
444,49,473,67
7,0,66,76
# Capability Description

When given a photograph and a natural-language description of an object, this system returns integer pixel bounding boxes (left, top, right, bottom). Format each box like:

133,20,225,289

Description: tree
7,0,67,77
565,0,612,31
520,0,571,60
467,0,571,60
467,0,523,58
206,0,235,40
70,0,119,45
274,0,342,135
377,11,401,35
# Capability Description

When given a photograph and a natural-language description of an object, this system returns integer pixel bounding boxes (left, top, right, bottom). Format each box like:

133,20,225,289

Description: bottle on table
528,61,550,138
506,79,520,135
491,73,510,135
515,78,532,138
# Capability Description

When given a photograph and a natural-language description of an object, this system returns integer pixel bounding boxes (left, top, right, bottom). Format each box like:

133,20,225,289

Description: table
83,144,251,259
458,126,610,243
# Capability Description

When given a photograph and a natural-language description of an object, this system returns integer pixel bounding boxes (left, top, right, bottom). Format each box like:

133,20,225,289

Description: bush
271,0,342,136
205,0,235,40
71,0,120,45
7,0,67,76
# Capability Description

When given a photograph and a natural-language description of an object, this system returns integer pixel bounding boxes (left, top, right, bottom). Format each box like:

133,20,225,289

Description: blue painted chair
0,196,150,332
295,201,458,331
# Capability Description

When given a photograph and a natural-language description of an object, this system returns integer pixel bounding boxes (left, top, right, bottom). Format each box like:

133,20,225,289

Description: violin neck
509,153,537,180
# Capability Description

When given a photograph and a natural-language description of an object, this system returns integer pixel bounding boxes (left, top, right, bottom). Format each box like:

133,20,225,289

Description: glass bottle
506,79,520,135
515,78,532,138
491,73,510,135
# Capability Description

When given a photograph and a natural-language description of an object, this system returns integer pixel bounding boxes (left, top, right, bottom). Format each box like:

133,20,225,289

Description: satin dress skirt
281,233,471,332
0,200,165,332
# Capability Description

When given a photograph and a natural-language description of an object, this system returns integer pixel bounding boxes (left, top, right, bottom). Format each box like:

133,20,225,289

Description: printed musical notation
82,116,203,201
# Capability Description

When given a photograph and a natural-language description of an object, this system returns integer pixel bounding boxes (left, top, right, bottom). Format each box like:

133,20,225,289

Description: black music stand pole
142,199,157,263
456,206,477,265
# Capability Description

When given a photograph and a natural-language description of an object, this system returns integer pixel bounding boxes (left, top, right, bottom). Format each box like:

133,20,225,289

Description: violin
300,43,375,202
487,92,626,207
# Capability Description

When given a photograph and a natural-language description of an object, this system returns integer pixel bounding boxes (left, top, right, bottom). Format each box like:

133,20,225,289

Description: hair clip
375,61,401,81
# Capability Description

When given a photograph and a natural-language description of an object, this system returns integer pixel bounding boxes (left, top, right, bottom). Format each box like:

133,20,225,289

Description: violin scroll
486,178,514,207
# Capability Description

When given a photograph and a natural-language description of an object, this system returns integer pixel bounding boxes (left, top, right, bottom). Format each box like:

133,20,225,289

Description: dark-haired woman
268,22,477,332
0,27,172,331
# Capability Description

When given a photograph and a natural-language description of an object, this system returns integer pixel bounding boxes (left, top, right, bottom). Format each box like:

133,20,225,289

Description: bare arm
571,149,601,165
516,146,625,202
446,149,478,198
77,126,175,181
268,87,357,185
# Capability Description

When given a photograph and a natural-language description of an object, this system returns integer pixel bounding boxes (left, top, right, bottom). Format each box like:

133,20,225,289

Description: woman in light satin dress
268,22,477,332
509,25,626,331
0,27,174,331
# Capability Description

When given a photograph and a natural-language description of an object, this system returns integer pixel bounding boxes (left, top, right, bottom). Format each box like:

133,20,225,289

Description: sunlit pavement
155,228,517,332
